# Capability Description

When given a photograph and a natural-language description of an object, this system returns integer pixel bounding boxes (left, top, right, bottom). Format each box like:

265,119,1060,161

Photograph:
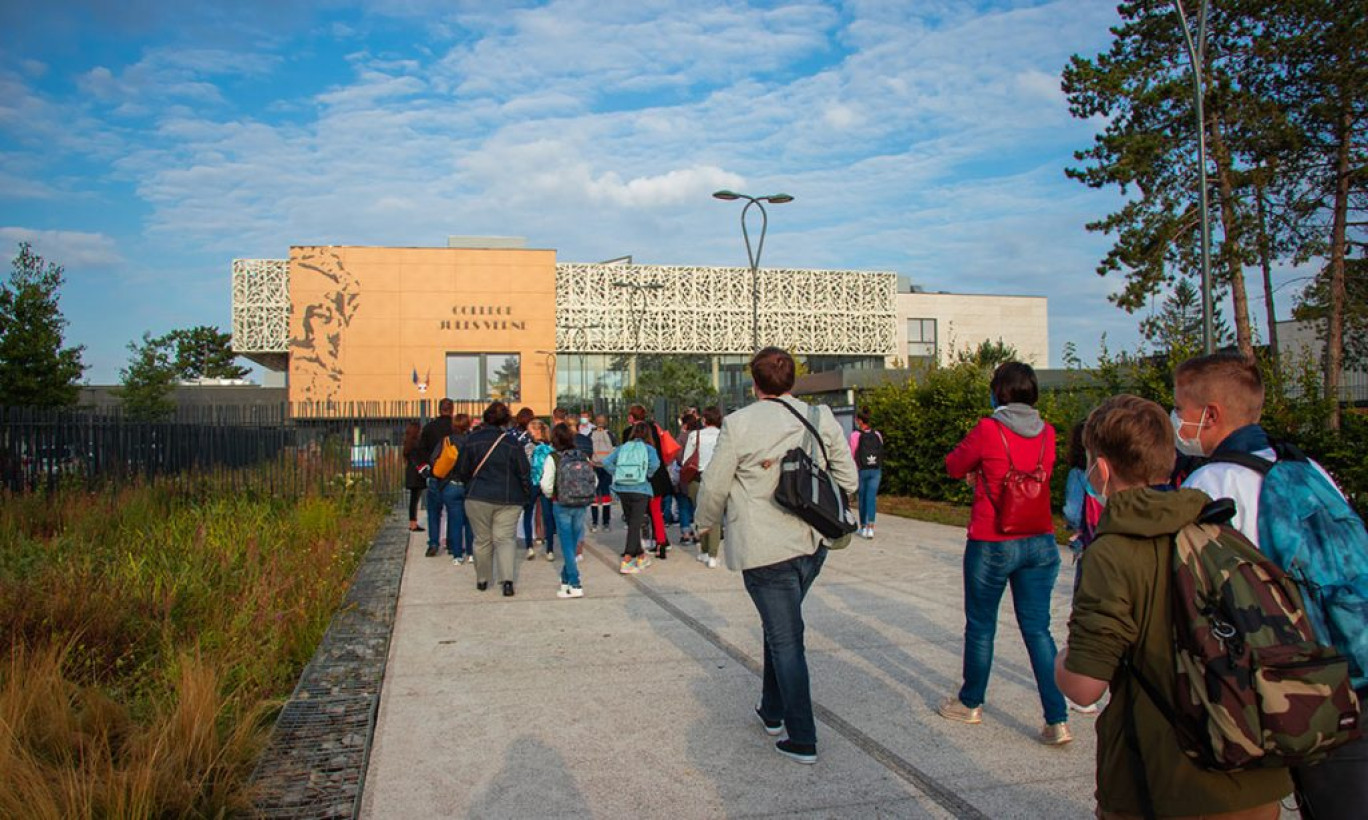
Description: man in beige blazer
694,347,859,765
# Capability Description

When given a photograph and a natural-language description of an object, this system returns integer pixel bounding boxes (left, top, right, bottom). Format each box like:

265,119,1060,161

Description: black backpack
854,429,883,469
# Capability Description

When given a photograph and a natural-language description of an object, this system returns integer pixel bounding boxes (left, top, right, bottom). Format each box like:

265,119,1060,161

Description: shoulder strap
764,397,832,469
470,432,505,483
1203,450,1274,476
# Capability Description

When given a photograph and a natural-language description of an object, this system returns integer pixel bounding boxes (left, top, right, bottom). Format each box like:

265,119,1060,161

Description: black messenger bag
765,399,859,540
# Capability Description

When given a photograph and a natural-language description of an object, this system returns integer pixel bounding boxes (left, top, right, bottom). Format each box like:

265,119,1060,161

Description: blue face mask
989,392,1000,410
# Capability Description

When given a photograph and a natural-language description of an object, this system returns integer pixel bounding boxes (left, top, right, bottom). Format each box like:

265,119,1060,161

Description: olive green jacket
1065,487,1291,816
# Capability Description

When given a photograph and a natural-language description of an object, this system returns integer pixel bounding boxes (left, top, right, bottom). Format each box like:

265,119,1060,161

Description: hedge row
859,357,1366,513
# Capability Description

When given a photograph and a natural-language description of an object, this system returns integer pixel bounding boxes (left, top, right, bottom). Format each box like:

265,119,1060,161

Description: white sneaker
557,586,584,599
696,552,708,563
526,547,535,560
545,550,555,562
590,525,599,533
452,555,462,565
706,556,719,568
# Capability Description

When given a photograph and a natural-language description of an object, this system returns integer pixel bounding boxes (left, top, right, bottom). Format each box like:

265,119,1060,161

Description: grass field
0,480,386,818
878,495,1074,545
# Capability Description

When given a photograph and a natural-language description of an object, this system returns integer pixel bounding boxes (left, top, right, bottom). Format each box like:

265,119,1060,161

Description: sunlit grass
0,478,386,817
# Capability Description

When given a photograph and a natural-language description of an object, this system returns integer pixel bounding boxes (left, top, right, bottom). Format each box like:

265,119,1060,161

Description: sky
0,0,1267,384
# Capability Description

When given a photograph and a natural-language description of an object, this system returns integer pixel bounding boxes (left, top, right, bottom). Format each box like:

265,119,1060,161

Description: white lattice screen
230,259,290,353
555,264,897,355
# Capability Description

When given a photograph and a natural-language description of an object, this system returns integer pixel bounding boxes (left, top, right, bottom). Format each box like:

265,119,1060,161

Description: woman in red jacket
939,362,1071,745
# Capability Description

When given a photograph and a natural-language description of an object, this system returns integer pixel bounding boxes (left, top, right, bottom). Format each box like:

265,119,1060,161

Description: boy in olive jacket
1054,395,1290,819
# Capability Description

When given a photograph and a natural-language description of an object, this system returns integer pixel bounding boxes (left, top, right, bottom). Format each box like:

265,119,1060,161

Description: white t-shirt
680,427,720,473
1183,447,1343,550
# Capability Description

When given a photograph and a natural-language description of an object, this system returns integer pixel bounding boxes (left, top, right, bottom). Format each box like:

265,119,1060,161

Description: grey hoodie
991,403,1045,438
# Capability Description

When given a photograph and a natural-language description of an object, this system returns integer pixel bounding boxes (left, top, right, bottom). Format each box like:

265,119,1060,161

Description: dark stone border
250,509,409,819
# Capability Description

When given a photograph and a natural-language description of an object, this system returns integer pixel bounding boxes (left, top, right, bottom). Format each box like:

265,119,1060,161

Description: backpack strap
1119,535,1175,820
764,397,834,470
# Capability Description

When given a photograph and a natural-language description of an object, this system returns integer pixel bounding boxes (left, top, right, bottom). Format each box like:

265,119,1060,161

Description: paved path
359,513,1100,819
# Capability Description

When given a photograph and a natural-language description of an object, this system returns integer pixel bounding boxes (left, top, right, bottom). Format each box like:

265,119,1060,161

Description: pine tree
1140,278,1235,355
0,243,86,407
113,332,178,420
162,325,249,380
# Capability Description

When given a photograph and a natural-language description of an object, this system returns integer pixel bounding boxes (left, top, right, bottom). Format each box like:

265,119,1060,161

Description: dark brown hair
483,401,512,427
1082,394,1175,486
750,347,796,395
452,412,472,435
1173,350,1264,424
990,362,1038,407
402,421,421,456
856,406,873,427
438,398,454,415
551,422,576,451
702,405,722,428
628,404,648,422
515,407,536,429
629,421,654,442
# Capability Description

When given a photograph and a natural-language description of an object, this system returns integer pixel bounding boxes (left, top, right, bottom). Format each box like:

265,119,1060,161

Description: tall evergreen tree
1062,0,1267,356
0,242,86,407
1140,277,1235,354
113,332,177,420
162,325,249,380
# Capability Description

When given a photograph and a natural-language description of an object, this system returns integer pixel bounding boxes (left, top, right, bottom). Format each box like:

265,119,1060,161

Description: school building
230,238,1049,413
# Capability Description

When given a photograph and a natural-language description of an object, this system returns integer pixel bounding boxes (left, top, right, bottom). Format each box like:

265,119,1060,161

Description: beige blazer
694,395,859,572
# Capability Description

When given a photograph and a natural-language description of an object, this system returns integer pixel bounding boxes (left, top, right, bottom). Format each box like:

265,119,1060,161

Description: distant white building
1275,319,1368,404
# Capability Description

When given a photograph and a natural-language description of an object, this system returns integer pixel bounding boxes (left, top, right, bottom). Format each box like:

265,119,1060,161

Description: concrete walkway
359,513,1101,819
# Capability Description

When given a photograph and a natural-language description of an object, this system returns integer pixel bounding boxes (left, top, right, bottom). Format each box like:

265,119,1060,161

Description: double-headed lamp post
712,190,794,353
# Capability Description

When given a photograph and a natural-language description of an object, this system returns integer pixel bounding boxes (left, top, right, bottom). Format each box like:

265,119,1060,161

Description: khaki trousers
466,499,521,585
686,479,721,558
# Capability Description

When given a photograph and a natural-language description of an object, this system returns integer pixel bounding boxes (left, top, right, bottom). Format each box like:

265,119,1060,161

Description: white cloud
0,227,123,269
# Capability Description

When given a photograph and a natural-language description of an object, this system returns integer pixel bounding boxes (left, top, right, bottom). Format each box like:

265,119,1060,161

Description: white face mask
1171,408,1208,457
1085,460,1108,507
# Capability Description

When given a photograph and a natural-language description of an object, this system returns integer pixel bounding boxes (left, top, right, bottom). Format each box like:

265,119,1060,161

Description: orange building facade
283,245,557,412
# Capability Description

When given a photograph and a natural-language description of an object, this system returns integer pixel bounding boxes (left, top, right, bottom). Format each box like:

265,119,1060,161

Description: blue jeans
958,535,1067,725
676,490,694,533
524,489,556,551
857,468,881,527
427,479,472,558
552,503,587,588
743,547,828,746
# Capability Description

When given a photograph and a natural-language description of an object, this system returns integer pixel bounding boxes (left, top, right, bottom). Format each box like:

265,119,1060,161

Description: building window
907,319,937,360
446,353,521,402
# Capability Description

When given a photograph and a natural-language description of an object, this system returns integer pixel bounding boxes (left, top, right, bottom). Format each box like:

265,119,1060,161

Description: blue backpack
613,441,650,487
1210,443,1368,690
530,443,553,485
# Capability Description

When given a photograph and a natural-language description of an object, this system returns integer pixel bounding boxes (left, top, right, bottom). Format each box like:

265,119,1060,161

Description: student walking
456,402,531,597
940,362,1070,745
681,405,723,567
1056,394,1292,818
1173,351,1367,819
849,407,883,539
694,348,858,765
401,421,427,533
526,419,557,561
540,423,593,599
442,413,475,563
603,422,660,575
418,399,456,556
589,414,616,533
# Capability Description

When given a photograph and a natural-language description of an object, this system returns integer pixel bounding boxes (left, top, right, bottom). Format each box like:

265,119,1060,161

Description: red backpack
986,421,1052,535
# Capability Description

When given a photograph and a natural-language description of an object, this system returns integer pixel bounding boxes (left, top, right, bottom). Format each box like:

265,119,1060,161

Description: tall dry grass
0,479,385,817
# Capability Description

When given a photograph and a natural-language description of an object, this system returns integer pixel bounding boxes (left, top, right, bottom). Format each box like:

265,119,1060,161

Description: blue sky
0,0,1269,383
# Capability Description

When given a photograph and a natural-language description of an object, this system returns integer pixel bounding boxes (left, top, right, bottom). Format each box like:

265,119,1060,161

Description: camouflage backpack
1131,510,1361,772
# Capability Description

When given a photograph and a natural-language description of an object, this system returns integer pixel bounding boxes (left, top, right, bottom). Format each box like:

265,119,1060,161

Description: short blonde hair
528,419,550,443
1083,394,1176,486
1174,351,1264,424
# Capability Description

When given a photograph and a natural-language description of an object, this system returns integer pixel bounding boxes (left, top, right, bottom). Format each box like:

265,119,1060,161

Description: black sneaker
775,740,816,764
476,581,489,591
424,545,438,557
755,706,783,736
502,581,515,597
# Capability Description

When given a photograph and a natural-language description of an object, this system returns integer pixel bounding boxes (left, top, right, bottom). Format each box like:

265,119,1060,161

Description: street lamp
562,322,602,402
1172,0,1214,354
535,349,556,412
712,190,794,353
611,280,664,388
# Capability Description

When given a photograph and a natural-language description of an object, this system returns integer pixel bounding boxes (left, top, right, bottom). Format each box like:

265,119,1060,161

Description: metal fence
0,397,740,498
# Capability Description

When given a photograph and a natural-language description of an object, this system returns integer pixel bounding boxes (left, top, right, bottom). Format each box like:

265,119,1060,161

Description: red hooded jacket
945,412,1057,542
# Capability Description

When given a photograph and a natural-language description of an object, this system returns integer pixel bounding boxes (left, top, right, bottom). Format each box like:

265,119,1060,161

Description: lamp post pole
562,322,602,403
1173,0,1214,354
712,190,794,353
611,281,663,389
535,350,556,411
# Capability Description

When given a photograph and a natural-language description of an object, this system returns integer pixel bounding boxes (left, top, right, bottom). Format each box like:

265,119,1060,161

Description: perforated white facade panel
555,264,897,355
231,259,289,354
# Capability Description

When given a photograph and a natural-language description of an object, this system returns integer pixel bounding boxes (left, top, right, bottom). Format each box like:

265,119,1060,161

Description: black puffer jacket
456,426,531,506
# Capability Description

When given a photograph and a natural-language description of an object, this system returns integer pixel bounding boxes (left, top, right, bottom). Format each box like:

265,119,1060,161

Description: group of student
939,352,1365,820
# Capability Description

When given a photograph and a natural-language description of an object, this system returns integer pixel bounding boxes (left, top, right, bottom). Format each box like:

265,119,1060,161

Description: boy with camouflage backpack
1056,395,1308,819
1175,352,1368,820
